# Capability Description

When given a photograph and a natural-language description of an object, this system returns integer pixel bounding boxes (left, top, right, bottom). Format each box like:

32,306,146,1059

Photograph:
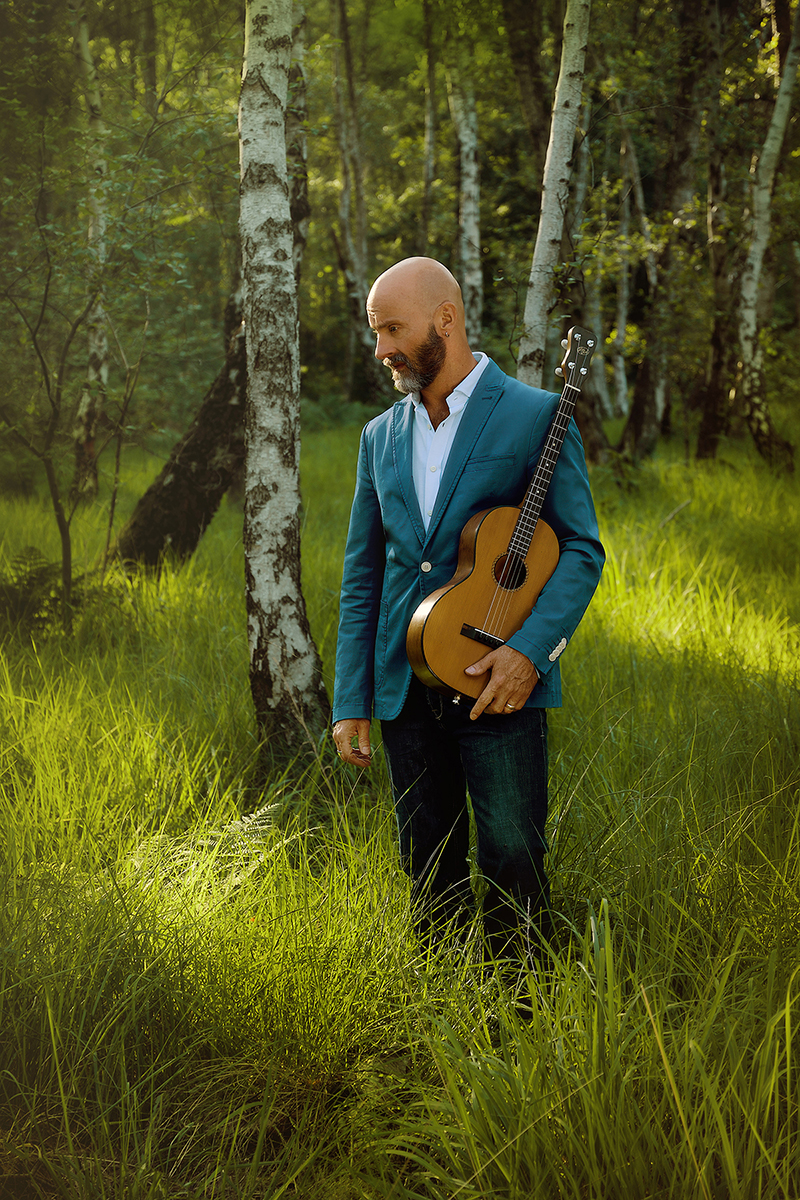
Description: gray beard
387,323,446,394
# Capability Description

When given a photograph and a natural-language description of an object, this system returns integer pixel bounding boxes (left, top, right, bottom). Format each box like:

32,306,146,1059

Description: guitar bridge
461,624,505,650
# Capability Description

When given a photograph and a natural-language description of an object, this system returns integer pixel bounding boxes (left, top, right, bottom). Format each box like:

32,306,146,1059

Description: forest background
1,0,800,1197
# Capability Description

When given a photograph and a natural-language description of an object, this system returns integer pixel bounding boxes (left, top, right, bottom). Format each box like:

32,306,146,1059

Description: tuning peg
555,366,564,377
560,338,569,349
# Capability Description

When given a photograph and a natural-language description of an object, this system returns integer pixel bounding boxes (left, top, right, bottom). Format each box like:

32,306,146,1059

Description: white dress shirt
411,352,490,530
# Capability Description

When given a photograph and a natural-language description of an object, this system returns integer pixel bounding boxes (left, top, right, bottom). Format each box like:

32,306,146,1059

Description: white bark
736,0,800,467
447,66,483,345
517,0,591,387
239,0,328,747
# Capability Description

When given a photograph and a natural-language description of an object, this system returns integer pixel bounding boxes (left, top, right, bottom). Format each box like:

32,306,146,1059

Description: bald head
367,257,465,327
366,257,477,406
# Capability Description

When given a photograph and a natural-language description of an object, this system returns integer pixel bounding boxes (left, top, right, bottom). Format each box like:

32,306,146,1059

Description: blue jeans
381,677,551,956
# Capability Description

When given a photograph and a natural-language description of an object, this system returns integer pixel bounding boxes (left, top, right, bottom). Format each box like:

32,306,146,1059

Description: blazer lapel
424,360,505,544
391,399,426,546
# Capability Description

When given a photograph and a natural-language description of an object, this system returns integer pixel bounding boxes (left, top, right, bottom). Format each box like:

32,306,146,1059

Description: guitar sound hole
493,552,527,591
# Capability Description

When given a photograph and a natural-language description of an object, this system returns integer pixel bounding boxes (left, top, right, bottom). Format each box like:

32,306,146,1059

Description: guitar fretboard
508,386,577,555
506,325,594,558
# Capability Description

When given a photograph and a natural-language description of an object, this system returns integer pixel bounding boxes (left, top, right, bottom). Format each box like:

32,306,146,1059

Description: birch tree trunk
71,3,108,502
517,0,591,387
239,0,330,755
734,1,800,471
446,61,483,344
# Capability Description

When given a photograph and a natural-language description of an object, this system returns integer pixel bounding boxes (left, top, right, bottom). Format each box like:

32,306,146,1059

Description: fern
0,547,63,635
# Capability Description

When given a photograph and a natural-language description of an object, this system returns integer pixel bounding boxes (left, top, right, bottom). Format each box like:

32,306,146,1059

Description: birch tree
734,0,800,471
517,0,591,387
446,57,483,344
239,0,330,753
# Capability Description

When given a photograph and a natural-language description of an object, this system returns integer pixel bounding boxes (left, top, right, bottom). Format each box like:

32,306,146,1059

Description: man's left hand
464,645,539,721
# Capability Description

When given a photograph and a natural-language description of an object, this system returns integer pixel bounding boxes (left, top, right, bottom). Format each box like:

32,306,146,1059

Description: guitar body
406,505,560,699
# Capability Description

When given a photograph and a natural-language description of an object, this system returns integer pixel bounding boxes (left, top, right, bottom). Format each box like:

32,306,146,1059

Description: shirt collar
410,352,489,414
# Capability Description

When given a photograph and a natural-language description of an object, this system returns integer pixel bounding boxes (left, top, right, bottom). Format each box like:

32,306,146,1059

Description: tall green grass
0,433,798,1197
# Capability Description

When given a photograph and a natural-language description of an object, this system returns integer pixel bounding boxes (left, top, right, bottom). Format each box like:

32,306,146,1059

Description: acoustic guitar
405,325,597,699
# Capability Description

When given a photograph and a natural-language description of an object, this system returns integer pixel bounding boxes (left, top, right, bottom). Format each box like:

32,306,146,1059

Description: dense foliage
2,0,798,504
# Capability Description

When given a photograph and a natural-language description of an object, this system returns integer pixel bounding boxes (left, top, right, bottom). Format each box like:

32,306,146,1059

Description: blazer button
420,561,432,572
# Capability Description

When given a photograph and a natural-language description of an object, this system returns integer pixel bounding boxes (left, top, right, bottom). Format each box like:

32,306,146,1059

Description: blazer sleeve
505,403,605,677
332,428,386,723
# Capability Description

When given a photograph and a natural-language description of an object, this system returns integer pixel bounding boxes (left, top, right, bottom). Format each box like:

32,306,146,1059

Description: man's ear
438,301,457,337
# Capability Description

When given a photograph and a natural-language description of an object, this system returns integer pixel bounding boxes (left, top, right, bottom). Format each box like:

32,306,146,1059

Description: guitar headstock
555,326,597,390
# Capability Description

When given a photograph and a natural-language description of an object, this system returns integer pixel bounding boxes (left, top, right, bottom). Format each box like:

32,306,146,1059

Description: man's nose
374,332,393,361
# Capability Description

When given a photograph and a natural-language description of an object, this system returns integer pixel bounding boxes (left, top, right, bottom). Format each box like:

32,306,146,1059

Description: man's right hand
333,718,372,768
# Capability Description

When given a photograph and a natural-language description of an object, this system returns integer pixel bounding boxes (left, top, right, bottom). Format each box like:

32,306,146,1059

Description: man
332,257,604,958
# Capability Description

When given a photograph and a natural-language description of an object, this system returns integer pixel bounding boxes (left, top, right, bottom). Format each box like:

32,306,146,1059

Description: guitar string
480,406,573,639
478,386,579,643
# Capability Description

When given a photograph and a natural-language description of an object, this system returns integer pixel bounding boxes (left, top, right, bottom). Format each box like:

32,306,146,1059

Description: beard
386,323,447,394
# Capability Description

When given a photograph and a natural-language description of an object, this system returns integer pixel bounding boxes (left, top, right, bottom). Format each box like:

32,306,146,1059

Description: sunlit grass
0,432,799,1196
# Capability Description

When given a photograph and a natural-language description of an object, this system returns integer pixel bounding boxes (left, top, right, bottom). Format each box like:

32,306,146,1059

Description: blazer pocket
463,453,516,471
374,599,390,690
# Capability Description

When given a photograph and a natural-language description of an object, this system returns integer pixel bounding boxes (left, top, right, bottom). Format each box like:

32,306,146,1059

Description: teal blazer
332,359,604,723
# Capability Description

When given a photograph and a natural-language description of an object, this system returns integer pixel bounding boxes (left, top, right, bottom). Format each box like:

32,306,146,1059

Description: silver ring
505,703,515,710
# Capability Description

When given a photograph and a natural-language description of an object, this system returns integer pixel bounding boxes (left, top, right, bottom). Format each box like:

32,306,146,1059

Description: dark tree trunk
330,0,389,405
287,7,310,286
696,308,735,459
140,0,158,117
696,0,735,461
111,293,246,567
573,380,611,465
500,0,551,181
617,0,708,460
618,357,660,462
419,0,436,253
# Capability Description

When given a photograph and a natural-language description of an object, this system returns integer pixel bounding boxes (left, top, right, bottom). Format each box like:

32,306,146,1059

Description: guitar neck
508,383,578,558
506,326,595,559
